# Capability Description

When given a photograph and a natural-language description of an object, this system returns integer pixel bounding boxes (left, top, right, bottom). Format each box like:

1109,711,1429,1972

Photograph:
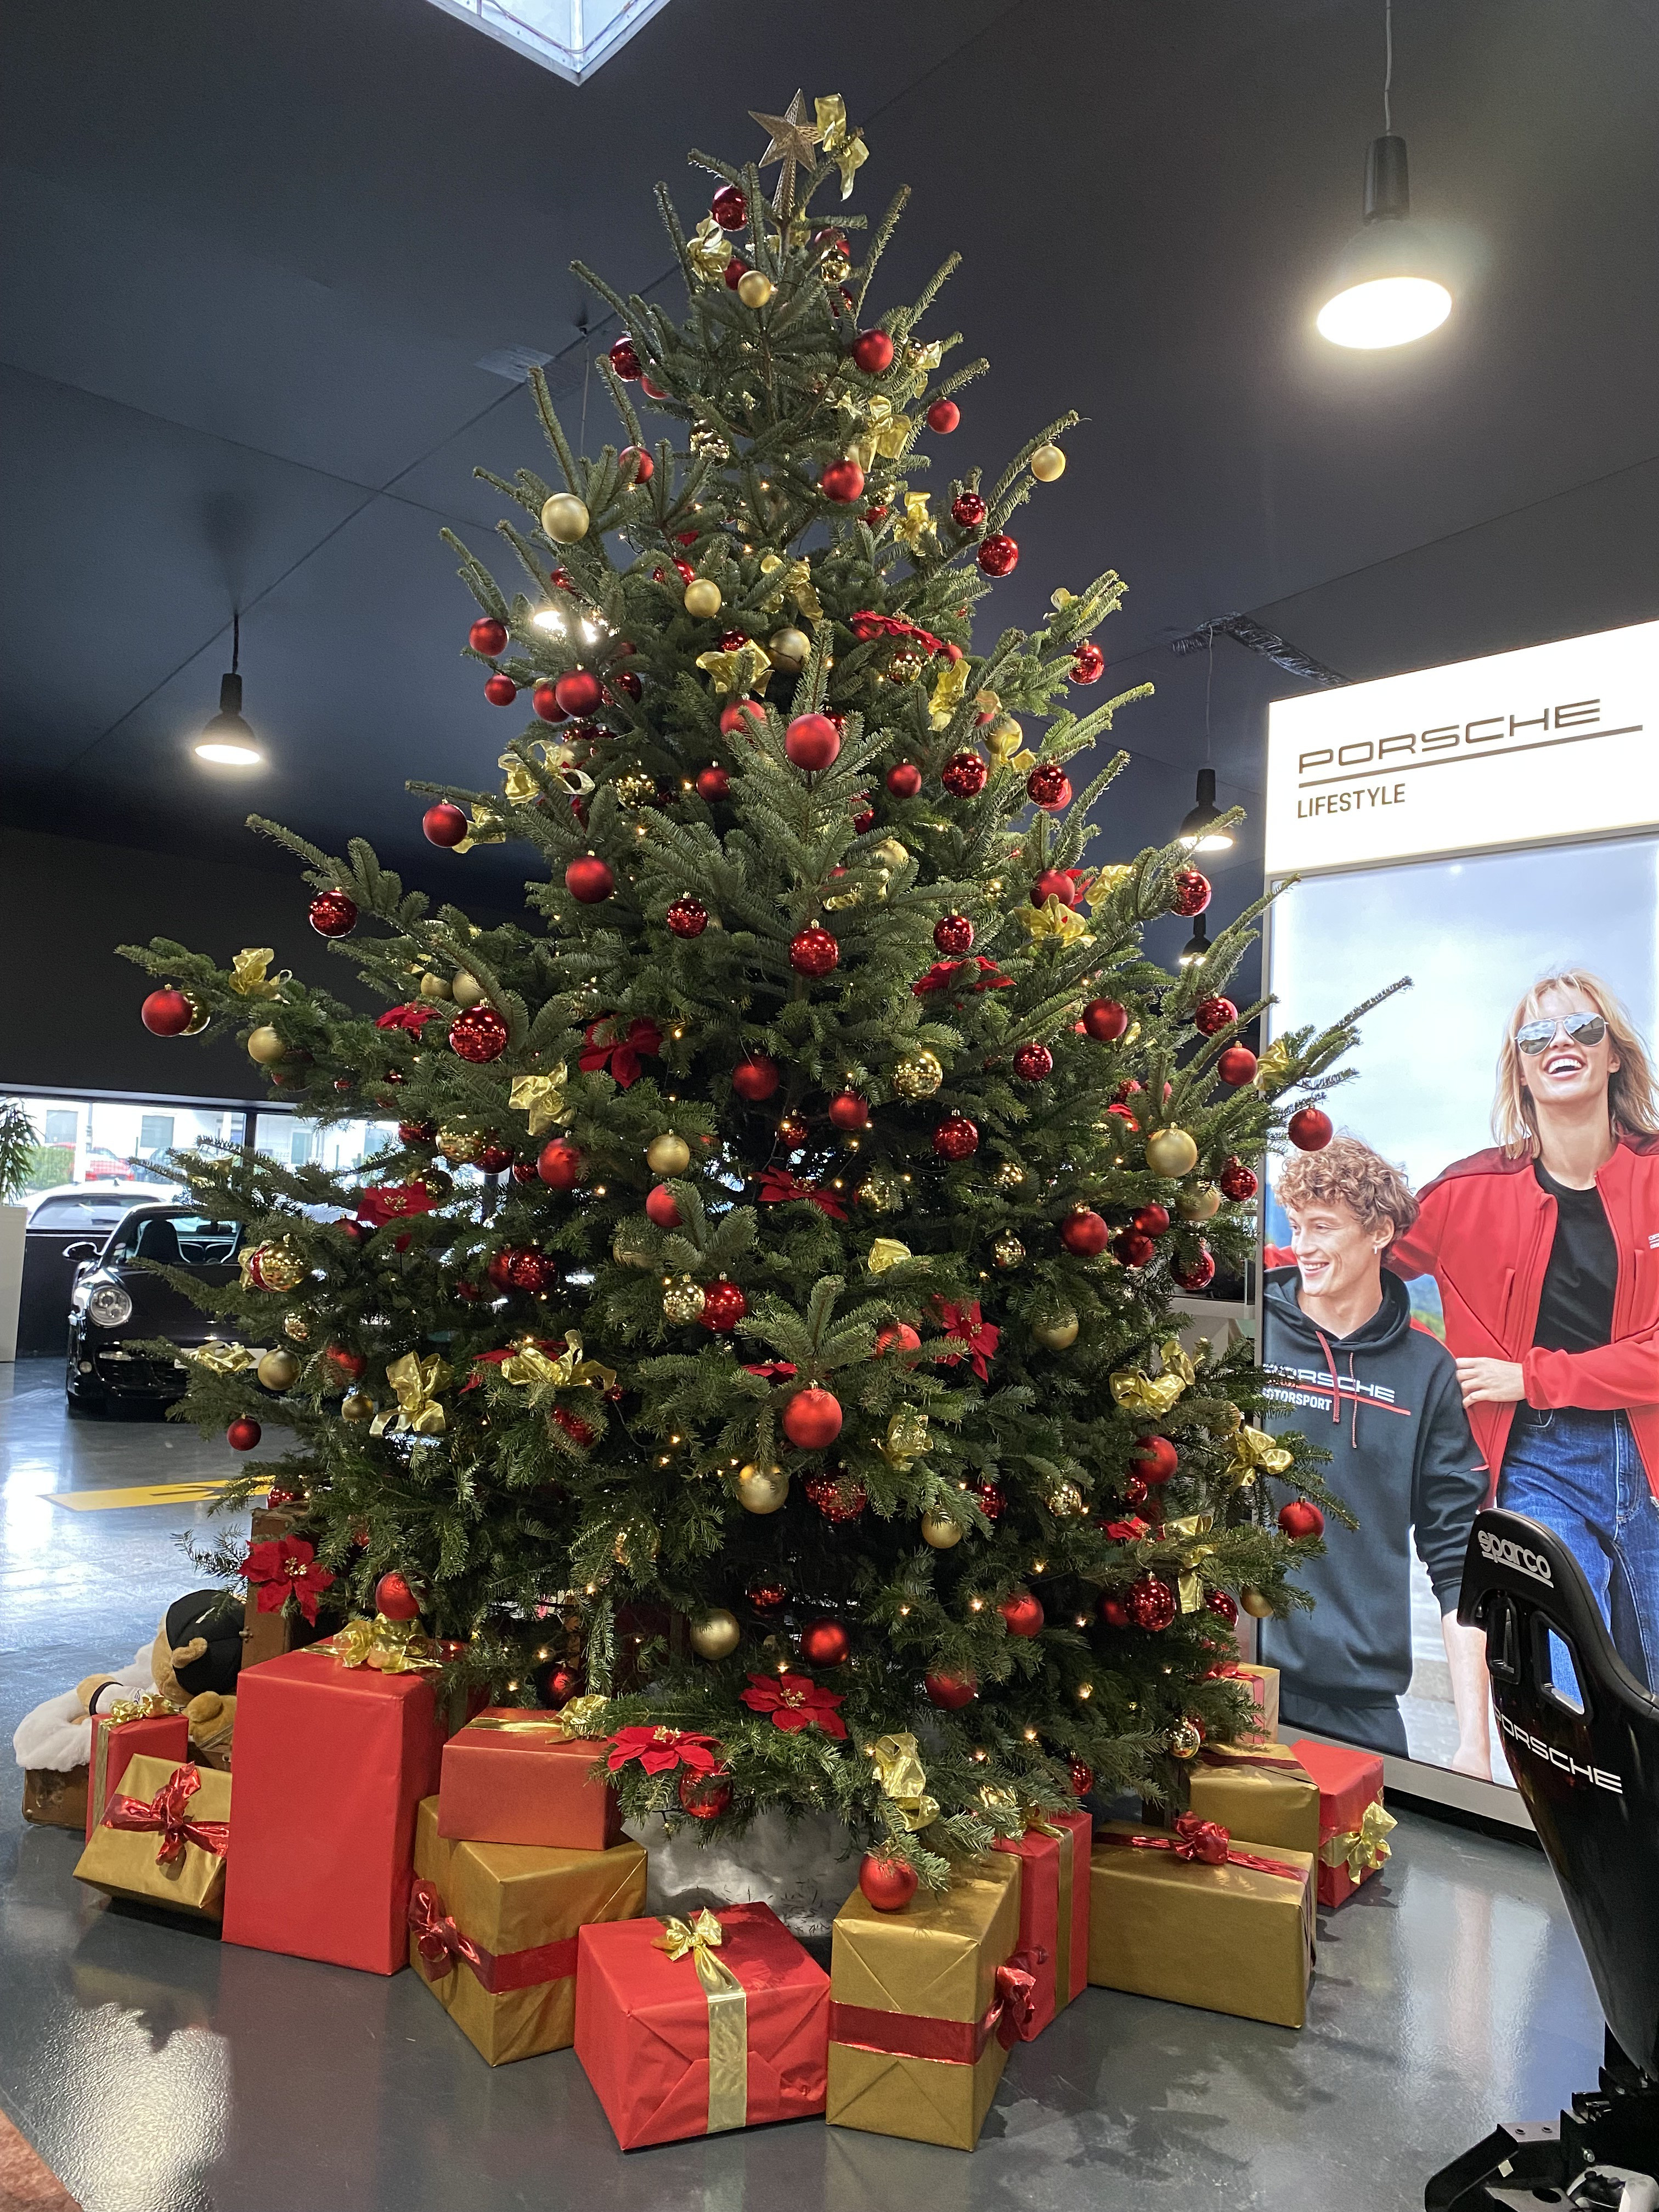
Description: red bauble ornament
977,533,1018,577
1133,1203,1171,1238
799,1618,850,1668
776,1111,808,1149
950,490,987,530
1061,1209,1109,1256
731,1056,780,1102
719,698,767,740
724,255,748,290
933,915,974,955
325,1346,366,1382
821,458,866,504
666,894,709,939
505,1248,550,1293
1132,1435,1179,1486
1082,998,1130,1042
1068,1758,1095,1798
1107,1105,1139,1132
851,329,895,374
141,988,195,1036
1032,868,1078,907
710,183,748,230
1127,1573,1176,1631
308,890,358,938
1194,995,1237,1036
450,1005,509,1063
972,1477,1005,1522
375,1572,421,1622
554,670,603,718
925,1669,978,1711
782,1387,843,1449
875,1322,921,1356
699,1280,748,1333
933,1114,980,1161
1123,1472,1150,1507
851,794,876,832
695,765,730,802
1288,1107,1334,1152
678,1770,733,1820
1013,1042,1053,1085
510,1163,539,1186
885,762,922,797
1099,1594,1131,1629
645,1184,681,1228
941,751,988,798
1219,1157,1259,1203
619,445,652,482
531,682,566,725
226,1417,261,1452
540,1665,579,1707
486,1248,521,1290
1217,1045,1258,1086
477,1142,514,1175
537,1139,583,1190
484,673,518,707
469,616,508,657
1000,1592,1045,1639
398,1119,437,1148
785,713,841,771
926,399,960,433
804,1469,867,1522
748,1581,788,1611
1026,760,1069,808
611,668,642,706
1071,640,1107,685
859,1854,918,1912
423,801,469,848
1169,868,1211,917
828,1091,870,1131
608,334,641,380
1173,1246,1216,1291
864,503,889,524
1206,1589,1239,1627
789,926,839,978
565,855,614,904
1278,1499,1327,1539
1113,1228,1156,1269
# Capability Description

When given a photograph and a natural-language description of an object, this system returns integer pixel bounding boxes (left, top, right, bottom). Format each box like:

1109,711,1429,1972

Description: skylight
421,0,672,83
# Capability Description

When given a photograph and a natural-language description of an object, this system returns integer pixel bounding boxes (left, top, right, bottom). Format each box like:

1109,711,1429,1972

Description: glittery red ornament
1127,1573,1176,1631
486,1248,526,1290
821,458,865,504
851,793,875,832
828,1091,870,1131
785,713,840,771
555,670,602,717
1206,1589,1239,1627
1061,1209,1109,1256
645,1184,681,1229
375,1571,421,1622
1219,1157,1259,1202
678,1770,733,1820
1173,1246,1216,1291
710,183,748,230
748,1581,788,1611
423,801,469,847
1194,995,1237,1036
1068,1758,1095,1798
450,1005,509,1063
941,751,988,798
539,1664,580,1706
1288,1107,1333,1152
141,988,196,1036
782,1387,843,1449
483,673,517,707
933,1114,979,1160
924,1669,977,1710
1013,1042,1053,1085
799,1618,850,1668
398,1119,436,1148
469,616,508,657
1132,1435,1179,1486
718,630,748,652
1099,1594,1130,1628
777,1113,809,1149
885,762,922,797
325,1346,367,1382
950,489,987,530
934,914,974,955
977,533,1018,577
510,1162,539,1186
926,399,960,433
226,1417,262,1452
1279,1499,1326,1539
1032,868,1079,908
804,1469,866,1521
666,894,709,938
565,855,614,904
308,889,358,938
1169,868,1211,917
1134,1205,1171,1241
619,445,652,482
1217,1045,1258,1086
1123,1472,1150,1508
851,329,894,374
731,1056,780,1102
1082,998,1129,1042
1000,1591,1045,1639
859,1854,918,1912
696,765,730,802
1026,760,1069,808
263,1483,305,1510
477,1142,514,1175
699,1280,748,1333
505,1248,550,1293
789,925,839,978
864,503,889,524
537,1139,583,1190
1071,640,1106,685
609,334,641,380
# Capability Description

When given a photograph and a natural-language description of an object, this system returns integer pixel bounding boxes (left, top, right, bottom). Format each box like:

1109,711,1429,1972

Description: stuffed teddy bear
151,1589,244,1705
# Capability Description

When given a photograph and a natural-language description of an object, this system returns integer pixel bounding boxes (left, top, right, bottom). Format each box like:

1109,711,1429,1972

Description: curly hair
1274,1136,1418,1246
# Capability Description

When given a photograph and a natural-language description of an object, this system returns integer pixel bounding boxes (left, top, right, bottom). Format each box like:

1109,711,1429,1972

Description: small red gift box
438,1709,621,1850
222,1647,443,1974
992,1807,1091,2032
1288,1739,1397,1907
86,1709,190,1840
575,1900,829,2148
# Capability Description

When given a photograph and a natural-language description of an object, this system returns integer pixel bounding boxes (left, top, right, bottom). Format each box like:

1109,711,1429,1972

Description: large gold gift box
74,1754,232,1921
410,1796,647,2066
827,1852,1023,2151
1088,1821,1315,2029
1184,1739,1321,1855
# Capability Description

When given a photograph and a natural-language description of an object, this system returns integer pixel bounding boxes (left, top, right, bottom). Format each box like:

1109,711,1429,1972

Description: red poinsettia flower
932,1297,1000,1380
912,955,1013,997
356,1182,434,1228
755,1169,848,1220
606,1725,724,1778
579,1016,662,1088
374,1003,439,1034
849,611,946,656
742,1360,798,1379
740,1672,848,1740
242,1536,336,1623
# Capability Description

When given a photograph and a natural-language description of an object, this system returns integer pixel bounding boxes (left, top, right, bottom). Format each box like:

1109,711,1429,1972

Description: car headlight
87,1284,133,1329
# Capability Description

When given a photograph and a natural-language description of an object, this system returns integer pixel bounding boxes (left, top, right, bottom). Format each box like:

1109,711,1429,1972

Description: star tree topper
749,89,822,214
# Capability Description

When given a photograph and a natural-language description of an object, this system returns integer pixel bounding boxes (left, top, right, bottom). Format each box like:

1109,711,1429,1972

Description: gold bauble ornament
437,1127,484,1164
341,1391,375,1423
736,269,775,309
819,246,852,284
689,1608,742,1659
1168,1718,1204,1760
1030,443,1066,483
1049,1481,1086,1518
920,1509,963,1549
683,577,723,619
283,1313,311,1343
646,1132,692,1175
256,1348,299,1391
892,1048,944,1101
663,1275,707,1325
451,972,486,1008
419,972,453,1001
540,492,590,543
612,1231,653,1269
870,837,910,872
247,1242,304,1293
992,1160,1026,1190
856,1168,905,1215
1176,1184,1223,1221
1144,1126,1200,1178
1240,1588,1276,1620
1032,1310,1080,1351
768,627,811,672
736,1462,788,1514
246,1025,286,1066
886,646,924,686
993,1232,1025,1270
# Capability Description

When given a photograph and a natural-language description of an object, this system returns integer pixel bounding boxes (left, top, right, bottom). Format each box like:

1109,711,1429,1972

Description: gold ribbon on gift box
871,1733,939,1832
653,1910,748,2135
307,1613,441,1674
465,1694,608,1740
1319,1797,1397,1882
371,1352,452,1437
1110,1339,1195,1417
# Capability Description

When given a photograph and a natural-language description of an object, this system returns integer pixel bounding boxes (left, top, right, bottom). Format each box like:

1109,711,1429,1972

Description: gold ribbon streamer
499,1333,617,1393
879,1407,929,1469
1109,1340,1195,1415
1252,1038,1296,1095
1226,1425,1294,1489
509,1067,571,1135
871,1733,939,1832
891,491,936,552
815,94,868,198
1014,895,1090,947
928,659,970,730
696,642,774,696
866,1238,912,1275
229,949,288,1000
984,715,1030,769
757,553,823,622
306,1614,441,1673
370,1352,452,1437
653,1911,748,2135
1320,1798,1398,1881
686,215,730,283
187,1340,261,1376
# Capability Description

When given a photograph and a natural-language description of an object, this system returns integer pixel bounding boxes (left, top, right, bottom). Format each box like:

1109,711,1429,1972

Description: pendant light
1317,2,1451,349
195,611,264,766
1179,915,1212,970
1178,633,1234,853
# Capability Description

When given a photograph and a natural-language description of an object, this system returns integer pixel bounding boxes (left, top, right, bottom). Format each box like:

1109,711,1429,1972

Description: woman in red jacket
1387,969,1659,1688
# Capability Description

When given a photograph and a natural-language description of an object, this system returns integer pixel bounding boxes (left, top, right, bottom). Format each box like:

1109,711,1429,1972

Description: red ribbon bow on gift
579,1017,662,1088
992,1955,1041,2047
104,1763,230,1867
912,955,1013,997
755,1168,848,1220
850,611,946,656
356,1182,434,1228
1099,1813,1306,1884
375,1003,439,1035
932,1297,1000,1380
409,1879,490,1982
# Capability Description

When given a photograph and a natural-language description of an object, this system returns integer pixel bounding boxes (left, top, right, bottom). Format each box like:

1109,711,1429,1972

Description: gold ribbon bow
229,948,288,1000
1021,1804,1065,1839
107,1691,173,1726
880,1407,929,1469
866,1237,912,1275
509,1066,571,1135
815,94,868,197
310,1615,441,1674
984,714,1031,770
187,1340,261,1376
558,1694,610,1737
1079,864,1133,909
904,338,944,379
1252,1038,1296,1095
928,658,970,730
1225,1425,1294,1489
891,490,936,552
1109,1339,1195,1416
653,1910,748,2135
757,552,823,623
871,1733,939,1832
497,748,548,804
686,214,730,284
1164,1510,1217,1611
452,809,507,853
977,1784,1022,1830
842,393,913,473
696,642,774,696
500,1333,617,1393
1050,584,1110,630
1320,1798,1398,1881
1014,894,1090,947
370,1352,452,1437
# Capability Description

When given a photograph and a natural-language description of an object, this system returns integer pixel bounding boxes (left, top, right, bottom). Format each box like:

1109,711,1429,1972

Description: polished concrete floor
0,1357,1609,2212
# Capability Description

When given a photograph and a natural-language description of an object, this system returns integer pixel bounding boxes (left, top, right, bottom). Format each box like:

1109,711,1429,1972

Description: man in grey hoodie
1261,1136,1493,1773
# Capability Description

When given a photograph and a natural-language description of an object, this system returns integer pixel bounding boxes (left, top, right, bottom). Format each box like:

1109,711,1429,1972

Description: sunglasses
1515,1012,1607,1055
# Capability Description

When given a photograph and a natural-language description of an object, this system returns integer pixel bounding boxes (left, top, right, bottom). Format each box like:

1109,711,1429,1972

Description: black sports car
64,1205,247,1409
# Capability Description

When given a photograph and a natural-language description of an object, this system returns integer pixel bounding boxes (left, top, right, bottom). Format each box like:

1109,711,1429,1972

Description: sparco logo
1497,1712,1624,1796
1479,1529,1555,1587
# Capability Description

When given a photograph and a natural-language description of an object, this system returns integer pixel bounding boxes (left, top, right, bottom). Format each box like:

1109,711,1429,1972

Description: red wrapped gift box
992,1807,1091,2032
223,1649,443,1974
575,1900,829,2148
1288,1739,1397,1907
438,1709,621,1850
86,1709,190,1841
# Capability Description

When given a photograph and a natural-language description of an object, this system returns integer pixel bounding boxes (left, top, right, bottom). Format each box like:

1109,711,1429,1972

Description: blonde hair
1276,1136,1418,1245
1492,968,1659,1155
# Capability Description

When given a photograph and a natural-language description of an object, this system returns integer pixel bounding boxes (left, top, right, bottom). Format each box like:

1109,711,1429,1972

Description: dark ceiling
3,0,1656,964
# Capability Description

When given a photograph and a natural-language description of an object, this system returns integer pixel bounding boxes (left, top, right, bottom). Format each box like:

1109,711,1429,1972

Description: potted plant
0,1098,38,1361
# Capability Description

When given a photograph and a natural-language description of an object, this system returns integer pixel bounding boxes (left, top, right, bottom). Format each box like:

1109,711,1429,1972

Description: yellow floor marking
47,1481,265,1511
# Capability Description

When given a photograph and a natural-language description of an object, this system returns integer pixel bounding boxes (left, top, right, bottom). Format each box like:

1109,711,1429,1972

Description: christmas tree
124,94,1370,1884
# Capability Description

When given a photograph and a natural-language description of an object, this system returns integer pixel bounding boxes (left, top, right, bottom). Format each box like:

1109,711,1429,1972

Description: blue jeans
1498,1404,1659,1692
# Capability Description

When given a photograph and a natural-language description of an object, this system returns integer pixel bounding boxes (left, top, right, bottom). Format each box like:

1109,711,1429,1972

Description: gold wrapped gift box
1088,1821,1316,2029
410,1796,647,2065
827,1852,1023,2151
1184,1740,1321,1856
23,1766,89,1830
74,1754,232,1921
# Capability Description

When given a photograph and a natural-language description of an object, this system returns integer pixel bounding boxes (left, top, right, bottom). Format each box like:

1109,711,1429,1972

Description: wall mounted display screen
1260,622,1659,1814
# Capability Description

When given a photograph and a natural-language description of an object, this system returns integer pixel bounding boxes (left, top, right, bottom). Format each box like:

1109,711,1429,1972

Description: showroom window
3,1096,400,1195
